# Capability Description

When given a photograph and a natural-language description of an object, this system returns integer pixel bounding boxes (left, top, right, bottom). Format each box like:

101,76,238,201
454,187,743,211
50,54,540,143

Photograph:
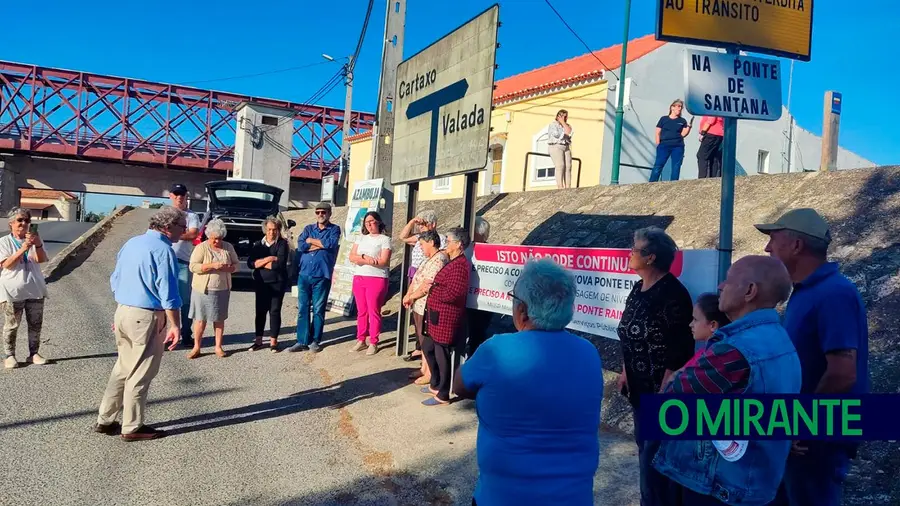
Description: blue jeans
769,445,850,506
296,276,331,345
177,261,193,344
650,144,685,182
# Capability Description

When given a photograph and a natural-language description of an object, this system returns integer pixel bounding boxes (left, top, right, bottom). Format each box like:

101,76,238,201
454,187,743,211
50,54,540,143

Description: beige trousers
549,143,573,188
97,305,166,434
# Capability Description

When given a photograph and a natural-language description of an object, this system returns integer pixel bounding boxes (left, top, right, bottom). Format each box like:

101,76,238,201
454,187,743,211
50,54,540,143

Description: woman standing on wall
650,99,693,183
547,109,574,189
348,211,393,356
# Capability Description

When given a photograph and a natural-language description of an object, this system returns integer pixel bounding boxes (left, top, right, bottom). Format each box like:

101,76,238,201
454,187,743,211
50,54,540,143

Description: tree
149,203,164,209
84,212,106,223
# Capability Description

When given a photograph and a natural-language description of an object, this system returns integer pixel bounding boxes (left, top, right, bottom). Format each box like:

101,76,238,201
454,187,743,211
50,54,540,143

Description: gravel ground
0,208,640,506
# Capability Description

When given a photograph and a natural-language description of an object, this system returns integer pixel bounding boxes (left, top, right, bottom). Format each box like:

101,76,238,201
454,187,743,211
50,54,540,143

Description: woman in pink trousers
348,211,393,356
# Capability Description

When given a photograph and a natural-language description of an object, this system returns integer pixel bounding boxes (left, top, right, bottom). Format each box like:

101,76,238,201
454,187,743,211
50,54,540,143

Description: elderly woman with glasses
402,230,449,384
453,258,603,505
419,227,471,406
0,208,50,369
616,226,694,504
248,217,290,352
187,218,239,359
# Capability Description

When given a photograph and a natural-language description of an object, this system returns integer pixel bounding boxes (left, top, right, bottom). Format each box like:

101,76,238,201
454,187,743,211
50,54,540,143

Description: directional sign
656,0,813,62
391,4,499,185
684,49,783,122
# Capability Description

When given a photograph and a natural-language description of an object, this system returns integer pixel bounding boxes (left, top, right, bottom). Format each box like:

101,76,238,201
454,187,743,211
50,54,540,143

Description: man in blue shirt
94,206,185,442
287,202,341,353
756,208,869,506
454,259,603,506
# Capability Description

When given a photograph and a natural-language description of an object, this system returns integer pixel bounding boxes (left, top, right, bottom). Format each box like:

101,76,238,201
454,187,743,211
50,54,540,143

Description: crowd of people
0,173,869,505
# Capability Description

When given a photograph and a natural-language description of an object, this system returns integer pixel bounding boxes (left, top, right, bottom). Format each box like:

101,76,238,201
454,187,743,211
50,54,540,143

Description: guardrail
522,151,583,192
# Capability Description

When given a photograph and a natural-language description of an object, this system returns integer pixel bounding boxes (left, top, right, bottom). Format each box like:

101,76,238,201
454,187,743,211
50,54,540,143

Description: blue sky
4,0,896,212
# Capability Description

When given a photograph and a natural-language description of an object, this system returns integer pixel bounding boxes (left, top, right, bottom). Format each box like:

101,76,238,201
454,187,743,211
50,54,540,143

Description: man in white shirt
168,183,201,348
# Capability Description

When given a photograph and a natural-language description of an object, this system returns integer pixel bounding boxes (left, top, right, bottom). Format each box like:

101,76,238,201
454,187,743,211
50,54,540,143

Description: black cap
170,183,187,196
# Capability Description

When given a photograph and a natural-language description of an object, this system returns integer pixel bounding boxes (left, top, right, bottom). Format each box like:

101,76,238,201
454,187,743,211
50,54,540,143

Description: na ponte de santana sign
391,5,499,185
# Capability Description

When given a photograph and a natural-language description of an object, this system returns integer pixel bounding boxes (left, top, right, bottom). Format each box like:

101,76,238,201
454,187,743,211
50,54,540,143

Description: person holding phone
650,99,693,182
0,208,50,369
186,218,239,359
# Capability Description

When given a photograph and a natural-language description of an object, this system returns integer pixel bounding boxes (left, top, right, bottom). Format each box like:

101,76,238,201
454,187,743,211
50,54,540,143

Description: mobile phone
29,223,38,234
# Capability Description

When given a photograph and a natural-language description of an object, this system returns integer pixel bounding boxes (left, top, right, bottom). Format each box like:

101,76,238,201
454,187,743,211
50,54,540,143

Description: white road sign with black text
684,49,783,122
391,5,499,185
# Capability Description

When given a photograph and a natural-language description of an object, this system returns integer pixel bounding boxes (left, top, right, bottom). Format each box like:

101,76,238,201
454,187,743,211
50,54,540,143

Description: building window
490,145,503,187
532,127,555,184
261,115,278,126
757,149,770,174
433,177,451,193
40,209,49,220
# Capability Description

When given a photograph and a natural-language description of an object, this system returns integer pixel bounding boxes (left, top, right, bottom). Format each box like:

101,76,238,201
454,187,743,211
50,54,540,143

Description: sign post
657,0,811,282
390,4,500,357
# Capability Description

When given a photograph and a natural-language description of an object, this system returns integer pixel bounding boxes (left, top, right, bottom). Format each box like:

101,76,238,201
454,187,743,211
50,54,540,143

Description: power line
543,0,620,81
350,0,376,73
180,60,331,85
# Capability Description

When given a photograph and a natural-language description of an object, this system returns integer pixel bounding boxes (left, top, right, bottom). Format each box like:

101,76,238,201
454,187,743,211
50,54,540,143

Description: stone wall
286,166,900,504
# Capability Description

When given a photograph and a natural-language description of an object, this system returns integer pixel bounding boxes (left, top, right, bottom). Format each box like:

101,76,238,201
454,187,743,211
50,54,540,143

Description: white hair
148,206,185,231
417,210,437,226
475,217,490,241
204,218,228,239
7,207,31,222
513,259,576,331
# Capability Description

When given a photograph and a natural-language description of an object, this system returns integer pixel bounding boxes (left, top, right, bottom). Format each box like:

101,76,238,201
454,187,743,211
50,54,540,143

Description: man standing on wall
696,115,724,178
287,202,341,353
168,184,201,348
756,208,870,506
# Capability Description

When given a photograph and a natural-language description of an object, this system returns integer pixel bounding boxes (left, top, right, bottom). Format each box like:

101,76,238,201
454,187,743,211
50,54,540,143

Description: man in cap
287,202,341,353
756,208,869,506
168,183,201,348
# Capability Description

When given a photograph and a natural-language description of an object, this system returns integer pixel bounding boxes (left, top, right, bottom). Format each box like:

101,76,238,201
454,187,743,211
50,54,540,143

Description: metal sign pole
395,182,418,357
717,47,739,284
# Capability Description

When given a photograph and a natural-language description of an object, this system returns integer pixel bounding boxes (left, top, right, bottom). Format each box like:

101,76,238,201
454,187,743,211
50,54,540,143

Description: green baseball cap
754,208,831,243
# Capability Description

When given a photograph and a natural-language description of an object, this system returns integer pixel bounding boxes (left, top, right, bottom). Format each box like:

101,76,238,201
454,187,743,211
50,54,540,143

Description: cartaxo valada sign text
683,49,783,122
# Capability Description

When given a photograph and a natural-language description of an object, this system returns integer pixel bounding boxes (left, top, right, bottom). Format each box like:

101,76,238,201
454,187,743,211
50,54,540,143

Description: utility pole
335,55,354,206
609,0,631,185
368,0,407,232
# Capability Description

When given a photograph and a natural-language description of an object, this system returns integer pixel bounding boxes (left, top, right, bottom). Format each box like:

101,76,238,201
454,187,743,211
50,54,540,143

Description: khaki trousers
549,143,573,188
97,305,166,434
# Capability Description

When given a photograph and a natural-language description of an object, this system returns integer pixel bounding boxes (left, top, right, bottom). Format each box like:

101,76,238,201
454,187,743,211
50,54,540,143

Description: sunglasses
315,210,329,216
16,218,31,223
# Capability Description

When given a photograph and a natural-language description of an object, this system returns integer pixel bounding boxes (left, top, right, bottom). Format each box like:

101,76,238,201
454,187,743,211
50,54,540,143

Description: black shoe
121,425,166,442
286,343,308,353
93,421,121,435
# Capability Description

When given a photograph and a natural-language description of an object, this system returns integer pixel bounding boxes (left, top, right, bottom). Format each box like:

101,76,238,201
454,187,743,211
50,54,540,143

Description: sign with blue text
684,49,783,122
391,4,499,185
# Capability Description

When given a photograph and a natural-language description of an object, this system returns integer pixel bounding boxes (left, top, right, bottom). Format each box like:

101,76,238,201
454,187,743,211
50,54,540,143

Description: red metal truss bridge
0,61,375,179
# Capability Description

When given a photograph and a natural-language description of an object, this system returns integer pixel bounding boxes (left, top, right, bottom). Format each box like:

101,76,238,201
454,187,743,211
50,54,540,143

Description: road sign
391,4,499,185
320,174,335,201
684,49,783,122
656,0,813,62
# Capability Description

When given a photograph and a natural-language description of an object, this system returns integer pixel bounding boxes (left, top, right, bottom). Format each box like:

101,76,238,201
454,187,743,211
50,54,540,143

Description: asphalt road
0,220,95,259
0,209,371,506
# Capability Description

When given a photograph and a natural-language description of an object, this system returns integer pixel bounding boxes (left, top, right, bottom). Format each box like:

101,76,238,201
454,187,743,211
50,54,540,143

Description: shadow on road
159,368,411,437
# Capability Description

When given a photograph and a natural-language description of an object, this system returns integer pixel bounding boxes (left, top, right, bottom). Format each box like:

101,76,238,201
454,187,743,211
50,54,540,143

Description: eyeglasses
507,291,523,303
315,210,328,216
15,218,30,223
631,247,649,256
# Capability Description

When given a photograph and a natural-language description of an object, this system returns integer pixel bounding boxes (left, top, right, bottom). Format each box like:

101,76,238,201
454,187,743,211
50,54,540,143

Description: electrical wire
543,0,620,81
349,0,376,73
180,60,331,85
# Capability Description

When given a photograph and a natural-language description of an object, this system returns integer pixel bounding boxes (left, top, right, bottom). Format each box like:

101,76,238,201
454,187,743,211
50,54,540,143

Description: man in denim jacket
652,256,801,505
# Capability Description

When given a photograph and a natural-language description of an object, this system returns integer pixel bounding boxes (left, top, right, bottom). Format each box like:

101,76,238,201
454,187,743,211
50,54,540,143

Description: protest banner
467,243,718,340
326,178,384,316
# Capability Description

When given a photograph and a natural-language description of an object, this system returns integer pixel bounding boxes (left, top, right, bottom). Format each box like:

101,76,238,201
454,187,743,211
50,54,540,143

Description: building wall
20,198,77,221
598,43,875,184
347,81,609,202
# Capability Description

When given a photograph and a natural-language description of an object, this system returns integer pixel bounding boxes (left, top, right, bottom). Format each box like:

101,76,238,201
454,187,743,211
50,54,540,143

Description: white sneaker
349,341,366,352
4,356,18,369
366,344,378,356
29,353,48,365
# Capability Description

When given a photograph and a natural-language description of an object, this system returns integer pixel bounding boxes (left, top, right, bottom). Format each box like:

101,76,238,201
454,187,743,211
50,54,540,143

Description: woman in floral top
402,230,448,385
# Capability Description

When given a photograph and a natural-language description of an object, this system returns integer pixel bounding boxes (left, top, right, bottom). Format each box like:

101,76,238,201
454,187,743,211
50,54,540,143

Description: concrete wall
598,43,876,184
233,103,294,209
0,154,318,211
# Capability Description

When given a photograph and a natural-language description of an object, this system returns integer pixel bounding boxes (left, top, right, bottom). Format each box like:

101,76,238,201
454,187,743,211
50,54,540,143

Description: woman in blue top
453,258,603,506
650,99,693,183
